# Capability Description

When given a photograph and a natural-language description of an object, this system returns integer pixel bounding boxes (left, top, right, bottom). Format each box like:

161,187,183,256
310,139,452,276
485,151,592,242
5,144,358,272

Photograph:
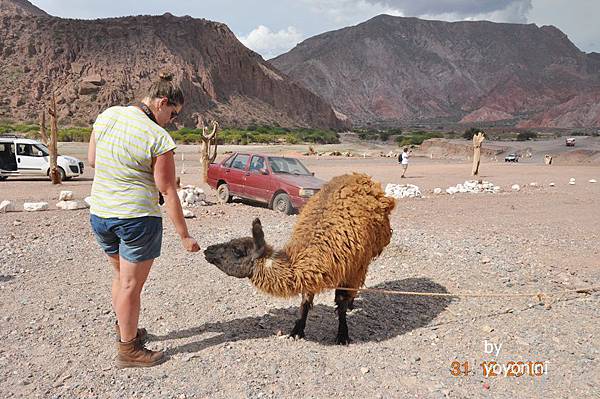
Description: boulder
183,209,195,218
24,202,49,212
385,184,421,199
82,74,105,86
0,200,15,213
56,200,81,210
446,180,500,195
59,191,74,201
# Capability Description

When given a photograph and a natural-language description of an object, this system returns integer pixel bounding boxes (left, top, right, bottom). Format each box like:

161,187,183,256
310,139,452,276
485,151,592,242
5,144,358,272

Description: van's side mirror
37,151,44,157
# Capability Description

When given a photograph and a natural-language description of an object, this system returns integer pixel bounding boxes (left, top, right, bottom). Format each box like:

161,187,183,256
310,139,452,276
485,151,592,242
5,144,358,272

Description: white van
0,135,84,181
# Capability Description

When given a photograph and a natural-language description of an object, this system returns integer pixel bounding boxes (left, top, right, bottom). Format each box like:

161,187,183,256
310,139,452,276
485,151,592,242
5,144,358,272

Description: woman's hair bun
159,71,174,82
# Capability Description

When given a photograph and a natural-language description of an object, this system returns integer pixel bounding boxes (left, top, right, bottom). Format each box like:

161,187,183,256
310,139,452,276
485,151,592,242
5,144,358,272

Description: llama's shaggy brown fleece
250,173,396,297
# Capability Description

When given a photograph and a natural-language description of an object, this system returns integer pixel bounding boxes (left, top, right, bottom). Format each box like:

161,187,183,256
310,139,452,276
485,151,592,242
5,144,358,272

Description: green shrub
396,131,443,146
463,127,483,140
516,131,538,141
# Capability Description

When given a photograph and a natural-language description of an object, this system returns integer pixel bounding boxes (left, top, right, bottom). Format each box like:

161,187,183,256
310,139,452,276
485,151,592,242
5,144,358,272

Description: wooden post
39,111,48,145
195,115,219,184
48,94,61,184
471,132,485,176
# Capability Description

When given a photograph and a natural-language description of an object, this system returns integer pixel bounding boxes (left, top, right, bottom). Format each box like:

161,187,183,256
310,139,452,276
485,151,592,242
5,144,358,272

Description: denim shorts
90,214,163,263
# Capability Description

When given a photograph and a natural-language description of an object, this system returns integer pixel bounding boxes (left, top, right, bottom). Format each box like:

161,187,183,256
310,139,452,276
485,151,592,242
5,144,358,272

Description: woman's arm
154,151,200,252
87,131,96,168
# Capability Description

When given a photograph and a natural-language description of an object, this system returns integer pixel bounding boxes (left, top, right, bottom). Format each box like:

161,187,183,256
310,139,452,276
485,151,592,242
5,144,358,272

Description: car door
16,144,46,175
0,142,18,172
244,155,271,202
226,153,250,196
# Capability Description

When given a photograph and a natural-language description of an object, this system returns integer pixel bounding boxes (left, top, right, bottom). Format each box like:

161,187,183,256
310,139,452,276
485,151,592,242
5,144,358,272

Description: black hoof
336,334,351,345
348,299,356,311
289,324,306,340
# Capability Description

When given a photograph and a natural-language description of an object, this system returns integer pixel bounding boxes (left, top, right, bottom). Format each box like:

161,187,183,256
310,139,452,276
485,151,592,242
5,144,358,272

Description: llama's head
203,218,267,278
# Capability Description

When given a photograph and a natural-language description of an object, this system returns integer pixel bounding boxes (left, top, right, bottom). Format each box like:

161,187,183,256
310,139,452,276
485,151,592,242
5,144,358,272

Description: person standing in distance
400,147,410,178
88,71,200,368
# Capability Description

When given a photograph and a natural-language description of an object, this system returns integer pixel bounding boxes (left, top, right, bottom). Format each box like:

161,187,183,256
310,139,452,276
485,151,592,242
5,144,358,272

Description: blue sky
30,0,600,59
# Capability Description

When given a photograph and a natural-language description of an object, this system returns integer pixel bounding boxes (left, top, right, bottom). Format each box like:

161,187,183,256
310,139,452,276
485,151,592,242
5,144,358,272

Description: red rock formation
0,0,346,129
272,14,600,128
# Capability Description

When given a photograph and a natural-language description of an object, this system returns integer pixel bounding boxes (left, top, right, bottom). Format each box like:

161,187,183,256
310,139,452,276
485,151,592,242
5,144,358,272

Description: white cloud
302,0,532,25
239,25,304,59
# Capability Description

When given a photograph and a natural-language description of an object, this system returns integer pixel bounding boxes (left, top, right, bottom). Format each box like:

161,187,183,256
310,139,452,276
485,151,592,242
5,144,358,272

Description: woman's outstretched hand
182,237,201,252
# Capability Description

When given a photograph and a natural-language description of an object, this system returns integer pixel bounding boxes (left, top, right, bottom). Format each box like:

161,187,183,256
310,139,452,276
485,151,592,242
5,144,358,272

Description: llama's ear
252,218,266,256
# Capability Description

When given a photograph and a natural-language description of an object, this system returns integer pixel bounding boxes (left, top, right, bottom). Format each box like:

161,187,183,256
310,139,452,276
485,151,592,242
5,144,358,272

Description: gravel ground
0,143,599,398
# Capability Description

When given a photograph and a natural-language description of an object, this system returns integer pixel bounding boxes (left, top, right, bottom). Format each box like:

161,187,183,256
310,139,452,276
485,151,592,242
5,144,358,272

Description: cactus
195,114,219,183
471,132,485,176
48,93,61,184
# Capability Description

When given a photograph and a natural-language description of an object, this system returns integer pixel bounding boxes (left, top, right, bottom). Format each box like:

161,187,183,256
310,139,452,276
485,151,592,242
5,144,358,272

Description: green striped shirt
90,106,176,218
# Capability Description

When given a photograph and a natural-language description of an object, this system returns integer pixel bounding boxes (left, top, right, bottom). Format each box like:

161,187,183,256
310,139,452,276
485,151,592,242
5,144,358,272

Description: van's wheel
0,176,7,181
217,183,231,204
272,193,292,215
48,167,66,182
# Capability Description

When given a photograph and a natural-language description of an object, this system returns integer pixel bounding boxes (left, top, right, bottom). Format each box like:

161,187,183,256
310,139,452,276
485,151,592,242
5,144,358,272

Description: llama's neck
250,250,303,298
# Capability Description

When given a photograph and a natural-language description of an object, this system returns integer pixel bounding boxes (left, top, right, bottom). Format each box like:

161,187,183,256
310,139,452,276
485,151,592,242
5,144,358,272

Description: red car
207,152,325,214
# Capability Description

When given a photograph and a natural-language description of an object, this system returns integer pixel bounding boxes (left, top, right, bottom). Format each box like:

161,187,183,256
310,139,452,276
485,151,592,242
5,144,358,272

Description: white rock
511,184,521,191
182,209,195,218
0,200,15,213
433,188,442,195
589,179,597,183
58,191,74,201
385,184,421,199
445,180,500,195
56,201,81,210
24,202,49,212
549,182,555,187
529,182,539,187
178,186,207,207
83,197,92,208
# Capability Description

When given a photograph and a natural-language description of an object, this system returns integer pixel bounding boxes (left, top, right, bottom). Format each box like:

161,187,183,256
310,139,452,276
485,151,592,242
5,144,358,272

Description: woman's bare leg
115,258,154,342
107,254,120,312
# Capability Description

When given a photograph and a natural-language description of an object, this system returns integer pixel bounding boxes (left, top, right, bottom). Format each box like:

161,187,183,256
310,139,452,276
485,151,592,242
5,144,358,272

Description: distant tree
463,127,483,140
516,131,538,141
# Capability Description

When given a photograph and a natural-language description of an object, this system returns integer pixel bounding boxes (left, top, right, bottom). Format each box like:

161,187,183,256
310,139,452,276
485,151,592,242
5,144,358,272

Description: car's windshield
268,157,311,175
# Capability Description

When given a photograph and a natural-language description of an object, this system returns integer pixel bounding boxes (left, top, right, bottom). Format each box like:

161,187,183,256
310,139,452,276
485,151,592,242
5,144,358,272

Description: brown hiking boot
116,336,165,369
115,322,148,344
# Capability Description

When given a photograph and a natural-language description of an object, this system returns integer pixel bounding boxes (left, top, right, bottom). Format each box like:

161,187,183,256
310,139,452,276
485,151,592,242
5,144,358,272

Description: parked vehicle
207,152,324,214
0,135,84,181
504,153,519,162
565,137,576,147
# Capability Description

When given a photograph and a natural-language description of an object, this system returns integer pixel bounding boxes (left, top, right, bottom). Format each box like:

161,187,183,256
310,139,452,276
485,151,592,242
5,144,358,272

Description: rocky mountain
271,14,600,128
0,0,47,17
0,0,346,129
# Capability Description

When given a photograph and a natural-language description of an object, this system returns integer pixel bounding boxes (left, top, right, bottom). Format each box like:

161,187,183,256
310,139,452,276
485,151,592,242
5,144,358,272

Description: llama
204,173,396,344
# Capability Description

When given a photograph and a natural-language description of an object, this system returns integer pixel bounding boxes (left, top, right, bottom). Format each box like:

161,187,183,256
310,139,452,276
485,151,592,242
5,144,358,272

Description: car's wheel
217,183,231,204
48,167,66,181
272,193,292,215
0,176,7,181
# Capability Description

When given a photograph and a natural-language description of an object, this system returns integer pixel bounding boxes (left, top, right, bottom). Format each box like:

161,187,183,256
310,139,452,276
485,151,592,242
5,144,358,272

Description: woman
88,72,200,368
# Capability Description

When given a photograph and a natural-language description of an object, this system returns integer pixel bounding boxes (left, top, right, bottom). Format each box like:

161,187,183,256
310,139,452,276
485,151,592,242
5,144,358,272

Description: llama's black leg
289,293,314,340
335,289,352,345
348,297,356,311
